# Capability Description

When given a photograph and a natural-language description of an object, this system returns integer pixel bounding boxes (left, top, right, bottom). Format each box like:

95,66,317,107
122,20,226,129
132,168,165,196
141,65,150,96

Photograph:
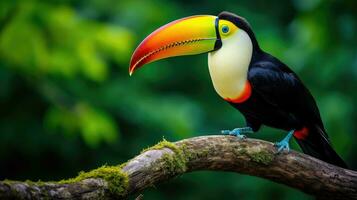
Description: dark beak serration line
133,38,209,69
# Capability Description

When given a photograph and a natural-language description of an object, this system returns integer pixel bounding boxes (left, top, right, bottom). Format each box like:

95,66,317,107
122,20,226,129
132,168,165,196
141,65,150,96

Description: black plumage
219,12,347,168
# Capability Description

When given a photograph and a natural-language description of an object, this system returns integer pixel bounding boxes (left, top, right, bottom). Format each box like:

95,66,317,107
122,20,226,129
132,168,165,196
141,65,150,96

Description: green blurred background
0,0,356,199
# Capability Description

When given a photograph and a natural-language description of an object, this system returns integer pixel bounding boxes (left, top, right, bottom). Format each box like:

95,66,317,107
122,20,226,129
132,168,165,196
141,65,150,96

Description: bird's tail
295,125,348,169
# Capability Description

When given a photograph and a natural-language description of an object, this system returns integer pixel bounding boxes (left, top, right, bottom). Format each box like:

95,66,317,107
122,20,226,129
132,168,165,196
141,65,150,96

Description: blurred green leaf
45,103,118,147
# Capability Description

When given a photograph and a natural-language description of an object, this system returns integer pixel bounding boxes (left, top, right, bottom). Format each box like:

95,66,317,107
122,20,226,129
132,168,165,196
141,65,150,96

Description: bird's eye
221,25,230,34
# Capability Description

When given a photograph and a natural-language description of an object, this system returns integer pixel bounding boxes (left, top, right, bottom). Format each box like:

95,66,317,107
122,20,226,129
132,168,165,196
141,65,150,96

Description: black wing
248,54,325,135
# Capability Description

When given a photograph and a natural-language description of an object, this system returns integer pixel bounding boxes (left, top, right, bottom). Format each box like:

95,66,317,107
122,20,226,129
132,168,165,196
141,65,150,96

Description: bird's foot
274,140,290,152
274,130,294,153
221,127,253,139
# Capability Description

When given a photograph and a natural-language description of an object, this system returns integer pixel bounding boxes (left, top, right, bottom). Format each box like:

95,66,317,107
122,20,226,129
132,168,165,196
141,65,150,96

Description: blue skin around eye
222,26,229,33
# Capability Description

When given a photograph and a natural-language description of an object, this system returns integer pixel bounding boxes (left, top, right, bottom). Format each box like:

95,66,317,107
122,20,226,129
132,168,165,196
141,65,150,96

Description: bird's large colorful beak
129,15,220,75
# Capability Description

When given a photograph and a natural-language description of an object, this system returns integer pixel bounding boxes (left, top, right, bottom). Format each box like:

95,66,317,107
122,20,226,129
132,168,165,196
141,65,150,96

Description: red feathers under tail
295,126,348,169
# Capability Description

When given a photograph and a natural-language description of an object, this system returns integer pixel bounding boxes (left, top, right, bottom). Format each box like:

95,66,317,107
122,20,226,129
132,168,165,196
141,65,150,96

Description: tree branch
1,135,356,199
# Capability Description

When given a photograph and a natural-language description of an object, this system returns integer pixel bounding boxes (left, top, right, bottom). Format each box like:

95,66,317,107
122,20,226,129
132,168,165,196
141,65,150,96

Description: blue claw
221,127,253,139
275,130,294,153
275,140,290,152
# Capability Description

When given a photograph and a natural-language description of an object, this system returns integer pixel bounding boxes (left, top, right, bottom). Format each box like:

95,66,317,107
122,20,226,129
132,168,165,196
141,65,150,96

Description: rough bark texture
1,135,356,199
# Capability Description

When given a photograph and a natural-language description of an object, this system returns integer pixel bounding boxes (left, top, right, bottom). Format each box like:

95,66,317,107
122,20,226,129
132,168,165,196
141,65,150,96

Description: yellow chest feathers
208,29,253,102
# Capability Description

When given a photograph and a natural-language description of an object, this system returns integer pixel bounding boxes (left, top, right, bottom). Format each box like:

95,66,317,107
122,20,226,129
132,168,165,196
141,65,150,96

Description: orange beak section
129,15,219,75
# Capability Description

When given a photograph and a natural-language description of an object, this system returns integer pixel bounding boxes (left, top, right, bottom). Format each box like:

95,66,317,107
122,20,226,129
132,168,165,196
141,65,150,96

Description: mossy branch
1,135,356,199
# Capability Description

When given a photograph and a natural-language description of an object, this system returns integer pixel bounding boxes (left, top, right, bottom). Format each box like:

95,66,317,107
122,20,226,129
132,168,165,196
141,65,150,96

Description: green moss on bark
142,139,188,175
59,165,129,197
249,151,274,165
141,139,180,154
181,144,209,161
231,144,274,165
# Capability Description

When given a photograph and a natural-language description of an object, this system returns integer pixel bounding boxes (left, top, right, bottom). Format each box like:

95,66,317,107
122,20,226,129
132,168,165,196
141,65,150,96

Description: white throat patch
208,29,253,99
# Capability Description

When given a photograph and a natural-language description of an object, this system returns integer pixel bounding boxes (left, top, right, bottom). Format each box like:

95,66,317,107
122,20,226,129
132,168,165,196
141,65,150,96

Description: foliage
0,0,356,199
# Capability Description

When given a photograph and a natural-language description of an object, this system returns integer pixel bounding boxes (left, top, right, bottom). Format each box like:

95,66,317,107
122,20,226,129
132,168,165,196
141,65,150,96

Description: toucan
129,11,347,168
